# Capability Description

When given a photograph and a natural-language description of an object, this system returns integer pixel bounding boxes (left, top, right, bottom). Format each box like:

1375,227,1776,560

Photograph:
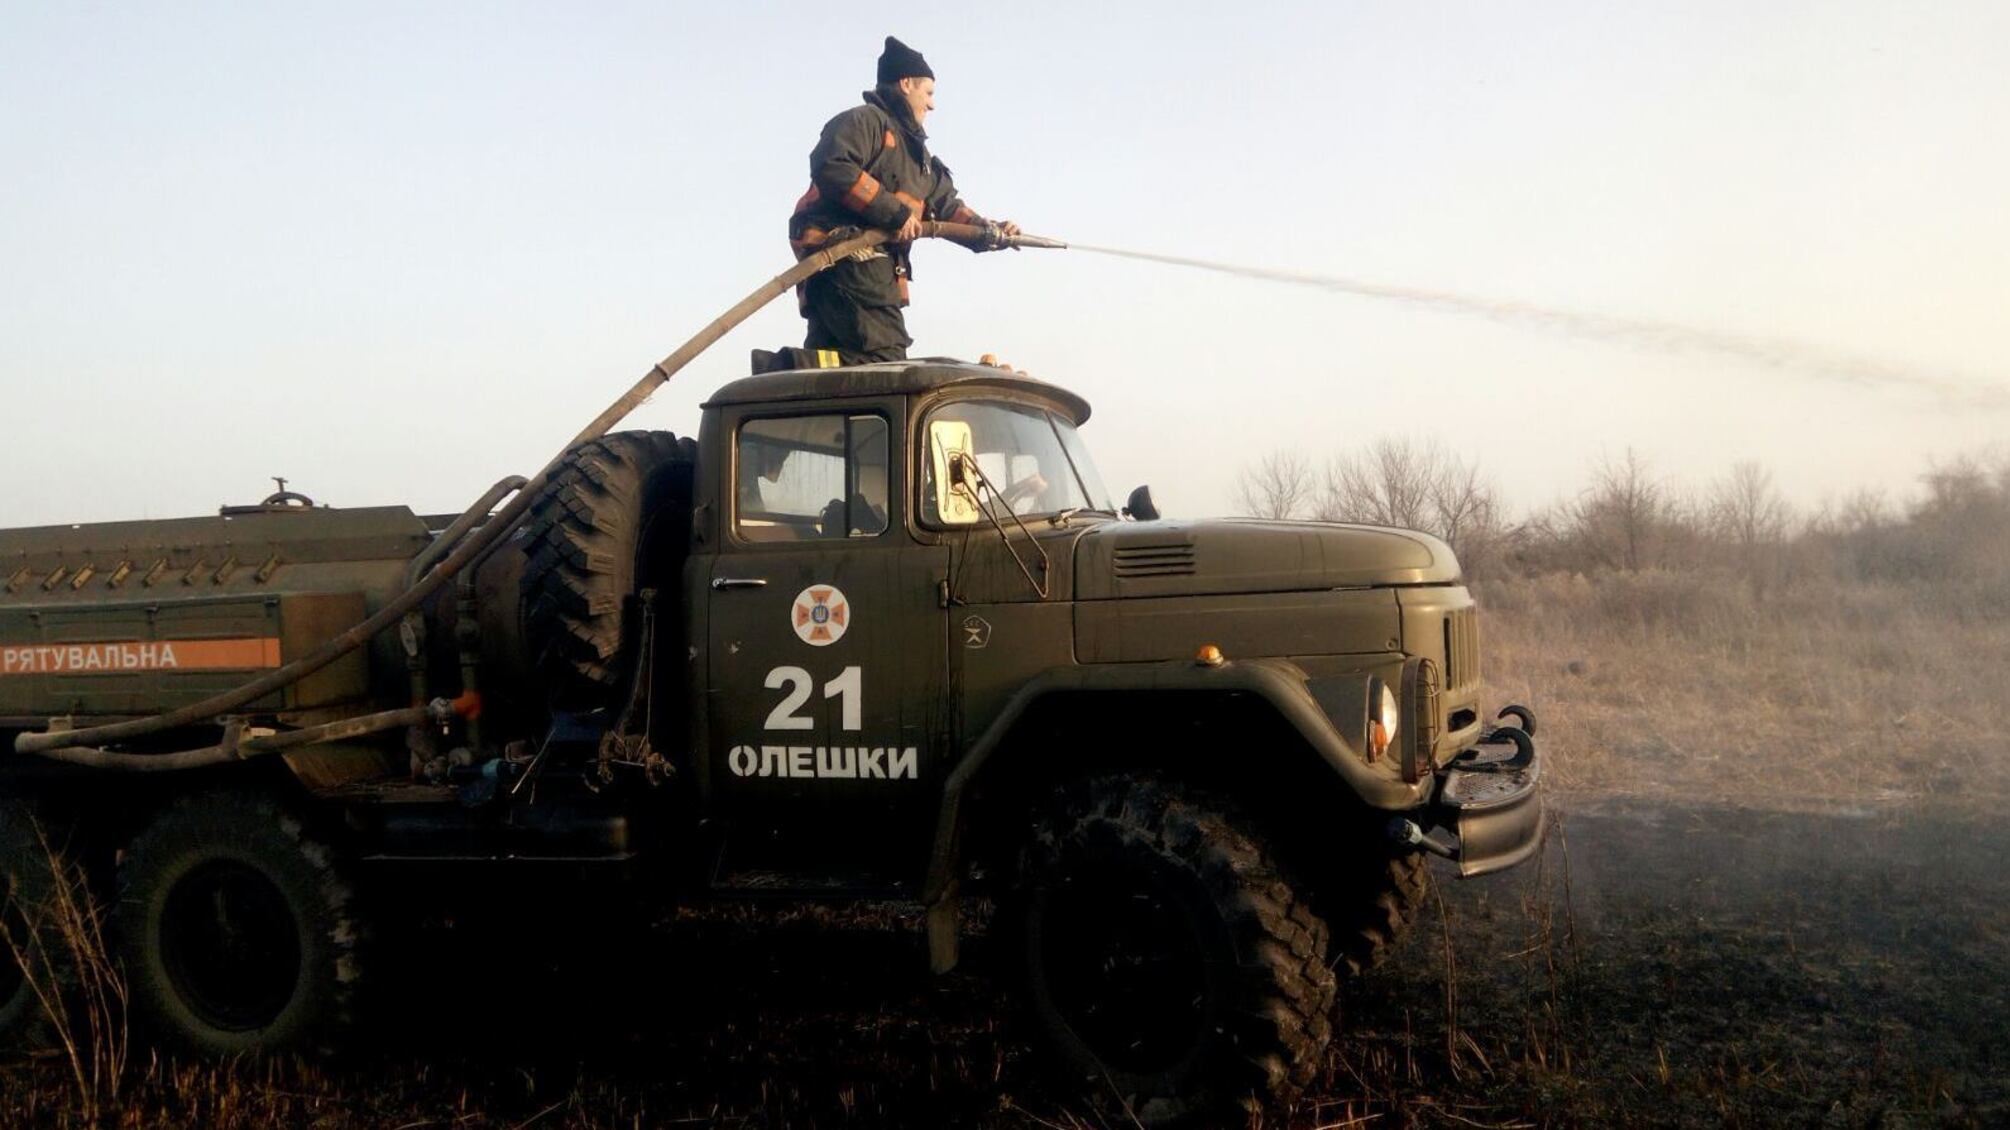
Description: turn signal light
1195,644,1225,667
1368,719,1392,761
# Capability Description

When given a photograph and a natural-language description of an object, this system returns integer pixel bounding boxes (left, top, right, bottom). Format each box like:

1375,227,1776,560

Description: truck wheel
518,431,693,707
0,807,71,1054
1016,778,1335,1125
115,794,362,1057
1323,851,1427,979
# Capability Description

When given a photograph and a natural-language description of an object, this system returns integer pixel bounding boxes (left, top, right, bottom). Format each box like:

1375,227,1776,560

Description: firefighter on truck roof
755,37,1021,374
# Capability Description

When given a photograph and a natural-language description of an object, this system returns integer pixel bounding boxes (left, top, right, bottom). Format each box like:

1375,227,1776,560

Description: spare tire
517,430,694,708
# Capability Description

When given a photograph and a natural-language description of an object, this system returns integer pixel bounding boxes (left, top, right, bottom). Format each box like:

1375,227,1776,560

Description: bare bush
1576,450,1663,572
1707,461,1793,596
1314,439,1436,529
1427,457,1510,579
1917,455,1998,522
1838,487,1891,533
1809,454,2010,599
1227,436,2010,614
1233,450,1315,519
1298,439,1511,576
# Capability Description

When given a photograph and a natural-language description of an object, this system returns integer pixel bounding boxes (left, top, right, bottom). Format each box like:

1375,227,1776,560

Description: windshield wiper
946,456,1052,600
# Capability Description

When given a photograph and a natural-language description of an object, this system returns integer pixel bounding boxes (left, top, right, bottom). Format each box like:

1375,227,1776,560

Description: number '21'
763,666,862,732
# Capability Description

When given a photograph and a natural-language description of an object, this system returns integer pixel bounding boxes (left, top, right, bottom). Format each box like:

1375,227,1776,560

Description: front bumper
1412,711,1544,877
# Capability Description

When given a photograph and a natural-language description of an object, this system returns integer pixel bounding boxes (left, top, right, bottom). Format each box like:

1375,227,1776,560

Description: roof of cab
702,359,1092,424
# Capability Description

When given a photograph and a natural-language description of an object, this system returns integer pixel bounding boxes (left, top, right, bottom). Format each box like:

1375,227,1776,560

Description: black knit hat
876,36,933,83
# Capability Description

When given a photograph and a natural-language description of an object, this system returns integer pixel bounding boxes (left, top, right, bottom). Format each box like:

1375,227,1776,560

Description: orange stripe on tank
0,637,285,676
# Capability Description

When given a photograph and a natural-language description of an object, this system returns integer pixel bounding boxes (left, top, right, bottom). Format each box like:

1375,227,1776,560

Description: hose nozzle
983,221,1066,250
921,221,1067,253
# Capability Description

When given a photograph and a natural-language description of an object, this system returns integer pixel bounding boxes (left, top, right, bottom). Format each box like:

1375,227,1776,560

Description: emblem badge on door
792,585,851,646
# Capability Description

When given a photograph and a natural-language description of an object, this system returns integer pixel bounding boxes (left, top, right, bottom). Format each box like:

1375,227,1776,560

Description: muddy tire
115,793,362,1057
1322,851,1428,979
1015,777,1335,1126
0,806,73,1054
518,430,694,708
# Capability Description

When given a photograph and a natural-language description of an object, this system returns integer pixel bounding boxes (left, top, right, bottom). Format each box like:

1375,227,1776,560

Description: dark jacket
788,88,986,307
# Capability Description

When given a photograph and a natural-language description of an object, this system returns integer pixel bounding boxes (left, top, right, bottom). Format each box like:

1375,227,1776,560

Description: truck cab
684,361,1538,900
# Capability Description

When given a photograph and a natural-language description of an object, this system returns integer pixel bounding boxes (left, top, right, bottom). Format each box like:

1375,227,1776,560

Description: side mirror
1124,485,1160,522
928,420,982,525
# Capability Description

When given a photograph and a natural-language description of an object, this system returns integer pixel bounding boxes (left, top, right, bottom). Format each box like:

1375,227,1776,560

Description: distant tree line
1233,441,2010,602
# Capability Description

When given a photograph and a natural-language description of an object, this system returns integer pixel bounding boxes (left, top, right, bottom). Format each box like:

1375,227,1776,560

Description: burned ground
1338,801,2010,1128
449,804,2010,1128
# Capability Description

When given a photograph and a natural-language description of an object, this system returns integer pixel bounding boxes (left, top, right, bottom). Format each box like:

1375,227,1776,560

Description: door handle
711,577,769,590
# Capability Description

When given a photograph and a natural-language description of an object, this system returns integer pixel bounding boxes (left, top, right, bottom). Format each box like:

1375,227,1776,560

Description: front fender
922,657,1426,904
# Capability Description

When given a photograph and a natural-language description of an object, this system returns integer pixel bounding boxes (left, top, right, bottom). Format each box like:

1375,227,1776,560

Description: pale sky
4,1,2006,528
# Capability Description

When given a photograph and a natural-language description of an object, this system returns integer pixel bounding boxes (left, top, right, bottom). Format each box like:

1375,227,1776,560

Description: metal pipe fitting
29,698,467,773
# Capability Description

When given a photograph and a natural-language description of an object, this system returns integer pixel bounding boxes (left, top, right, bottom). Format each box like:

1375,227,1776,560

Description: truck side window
736,414,889,542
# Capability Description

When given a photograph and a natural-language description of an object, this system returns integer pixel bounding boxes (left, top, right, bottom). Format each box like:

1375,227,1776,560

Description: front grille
1443,607,1480,689
1112,543,1196,578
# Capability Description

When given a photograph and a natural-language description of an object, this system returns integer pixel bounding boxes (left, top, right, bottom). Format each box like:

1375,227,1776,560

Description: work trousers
800,258,911,365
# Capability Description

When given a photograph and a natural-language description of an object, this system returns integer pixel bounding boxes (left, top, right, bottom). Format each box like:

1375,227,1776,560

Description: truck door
705,406,949,875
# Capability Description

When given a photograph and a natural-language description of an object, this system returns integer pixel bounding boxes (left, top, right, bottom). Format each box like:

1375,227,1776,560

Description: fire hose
15,222,1067,767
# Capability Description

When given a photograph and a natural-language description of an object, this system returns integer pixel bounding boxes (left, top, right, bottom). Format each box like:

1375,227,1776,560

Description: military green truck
0,360,1540,1123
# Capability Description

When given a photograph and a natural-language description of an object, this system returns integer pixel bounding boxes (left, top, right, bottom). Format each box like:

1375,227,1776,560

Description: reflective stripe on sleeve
842,172,883,212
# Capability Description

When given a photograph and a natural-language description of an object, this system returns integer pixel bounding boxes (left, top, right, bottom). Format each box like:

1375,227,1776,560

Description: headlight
1367,676,1400,762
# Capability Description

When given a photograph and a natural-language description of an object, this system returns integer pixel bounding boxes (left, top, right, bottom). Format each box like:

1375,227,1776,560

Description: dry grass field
4,570,2006,1128
1481,570,2010,813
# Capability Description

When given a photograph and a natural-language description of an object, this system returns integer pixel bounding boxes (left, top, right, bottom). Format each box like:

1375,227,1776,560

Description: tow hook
1387,817,1460,861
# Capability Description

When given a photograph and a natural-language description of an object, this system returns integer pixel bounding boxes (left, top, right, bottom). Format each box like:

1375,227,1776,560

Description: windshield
923,400,1117,522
